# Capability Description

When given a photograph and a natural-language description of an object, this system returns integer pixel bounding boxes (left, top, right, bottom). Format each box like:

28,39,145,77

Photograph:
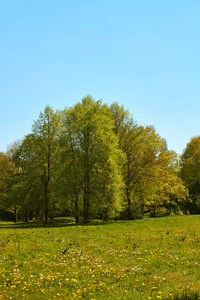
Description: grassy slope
0,216,200,299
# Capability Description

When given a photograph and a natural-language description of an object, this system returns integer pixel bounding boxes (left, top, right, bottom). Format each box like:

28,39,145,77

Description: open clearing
0,215,200,299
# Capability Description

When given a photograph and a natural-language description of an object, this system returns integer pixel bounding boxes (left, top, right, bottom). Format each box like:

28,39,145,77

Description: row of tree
0,96,198,223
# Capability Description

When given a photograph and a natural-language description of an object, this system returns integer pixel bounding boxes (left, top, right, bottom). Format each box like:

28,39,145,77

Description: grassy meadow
0,215,200,299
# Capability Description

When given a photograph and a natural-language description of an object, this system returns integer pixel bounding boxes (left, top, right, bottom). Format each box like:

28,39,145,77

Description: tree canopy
0,96,191,223
180,136,200,212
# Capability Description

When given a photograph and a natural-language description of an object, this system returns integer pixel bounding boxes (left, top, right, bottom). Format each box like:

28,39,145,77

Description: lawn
0,215,200,299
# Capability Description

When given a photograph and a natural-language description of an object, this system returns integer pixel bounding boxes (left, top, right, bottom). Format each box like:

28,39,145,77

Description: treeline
0,96,198,223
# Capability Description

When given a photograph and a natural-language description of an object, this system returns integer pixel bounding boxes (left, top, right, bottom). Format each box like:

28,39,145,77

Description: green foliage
180,136,200,213
0,209,15,221
119,205,143,220
110,103,187,218
0,152,11,209
0,96,196,222
8,106,62,223
60,96,125,223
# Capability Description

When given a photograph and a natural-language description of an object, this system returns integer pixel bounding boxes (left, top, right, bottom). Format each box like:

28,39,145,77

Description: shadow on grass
0,218,130,230
164,291,200,300
0,214,176,230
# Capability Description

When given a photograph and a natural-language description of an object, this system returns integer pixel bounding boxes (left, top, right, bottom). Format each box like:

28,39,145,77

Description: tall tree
1,141,23,223
110,103,162,216
110,103,139,211
11,135,43,221
31,105,62,223
0,152,11,209
110,103,187,218
12,106,62,223
180,136,200,212
61,96,125,223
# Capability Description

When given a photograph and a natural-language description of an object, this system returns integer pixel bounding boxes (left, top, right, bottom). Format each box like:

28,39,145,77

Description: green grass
0,215,200,299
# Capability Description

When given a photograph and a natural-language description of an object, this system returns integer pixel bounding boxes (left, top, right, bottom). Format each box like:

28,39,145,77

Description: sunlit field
0,215,200,299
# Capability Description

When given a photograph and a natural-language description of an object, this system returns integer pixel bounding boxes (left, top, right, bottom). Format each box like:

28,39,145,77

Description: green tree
61,96,125,223
110,103,140,212
110,103,163,217
11,135,43,222
0,141,23,222
0,152,11,209
12,106,62,223
130,135,187,217
110,103,187,218
30,106,62,223
180,136,200,212
57,136,83,223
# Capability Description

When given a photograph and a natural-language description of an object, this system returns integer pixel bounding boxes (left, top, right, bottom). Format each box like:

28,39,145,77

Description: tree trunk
140,200,145,217
151,206,157,218
29,210,33,220
83,134,90,224
154,204,157,218
126,156,131,219
126,186,131,210
40,211,44,223
25,211,28,223
44,194,49,224
83,192,90,223
14,207,18,224
75,191,79,223
42,165,49,224
83,173,90,224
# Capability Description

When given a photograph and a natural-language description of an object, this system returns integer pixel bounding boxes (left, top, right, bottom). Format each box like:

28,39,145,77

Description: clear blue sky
1,0,200,155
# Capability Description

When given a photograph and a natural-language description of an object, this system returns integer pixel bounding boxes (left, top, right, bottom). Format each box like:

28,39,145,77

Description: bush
0,209,15,221
118,206,143,220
